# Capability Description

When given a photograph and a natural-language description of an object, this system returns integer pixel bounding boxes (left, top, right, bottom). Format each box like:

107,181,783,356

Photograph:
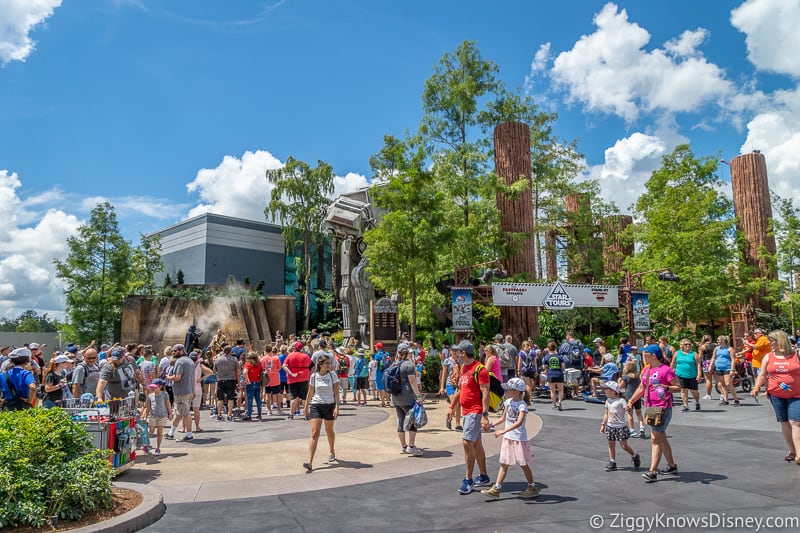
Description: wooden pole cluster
494,121,539,340
730,151,777,311
601,215,633,276
545,229,558,281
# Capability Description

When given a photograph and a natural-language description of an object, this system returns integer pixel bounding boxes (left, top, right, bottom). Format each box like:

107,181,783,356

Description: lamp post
621,268,680,344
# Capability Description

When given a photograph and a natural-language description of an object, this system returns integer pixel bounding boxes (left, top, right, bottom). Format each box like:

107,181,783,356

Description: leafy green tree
773,196,800,331
54,202,132,344
129,233,163,295
365,136,450,341
0,310,61,333
623,145,737,329
266,157,334,331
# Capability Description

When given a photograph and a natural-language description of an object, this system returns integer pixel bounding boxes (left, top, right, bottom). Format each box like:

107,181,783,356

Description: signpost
492,282,619,308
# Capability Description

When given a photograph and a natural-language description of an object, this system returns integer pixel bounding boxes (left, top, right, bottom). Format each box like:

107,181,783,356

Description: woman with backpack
517,341,537,394
390,343,424,456
42,354,73,408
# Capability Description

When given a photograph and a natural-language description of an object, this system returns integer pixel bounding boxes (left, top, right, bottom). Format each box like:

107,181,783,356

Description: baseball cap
375,342,383,349
397,342,410,352
100,343,110,350
147,382,160,388
151,378,166,387
110,349,125,360
66,345,79,354
453,340,474,356
493,334,504,342
593,337,603,343
292,341,304,351
10,347,31,359
172,344,185,352
502,377,526,392
601,381,620,394
53,354,71,364
642,344,664,360
29,342,40,350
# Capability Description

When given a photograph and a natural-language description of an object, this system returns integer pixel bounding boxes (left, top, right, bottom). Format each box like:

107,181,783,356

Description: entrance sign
492,282,619,308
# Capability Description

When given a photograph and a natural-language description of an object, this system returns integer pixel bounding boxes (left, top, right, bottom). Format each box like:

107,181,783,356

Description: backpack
384,363,403,395
66,361,89,387
337,355,349,374
354,357,365,377
559,340,583,366
497,344,512,369
377,352,392,372
448,363,460,387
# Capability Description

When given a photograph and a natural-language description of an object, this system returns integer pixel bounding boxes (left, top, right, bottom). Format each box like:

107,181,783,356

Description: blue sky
1,0,798,318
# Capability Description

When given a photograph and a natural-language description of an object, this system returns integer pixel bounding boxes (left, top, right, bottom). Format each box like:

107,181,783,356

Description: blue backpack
383,363,403,395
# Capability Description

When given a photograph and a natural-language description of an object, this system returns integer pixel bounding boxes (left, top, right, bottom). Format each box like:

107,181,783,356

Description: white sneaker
701,395,712,400
407,446,424,456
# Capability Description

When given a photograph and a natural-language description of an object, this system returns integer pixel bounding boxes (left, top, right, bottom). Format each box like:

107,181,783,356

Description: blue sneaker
458,478,474,494
474,474,492,487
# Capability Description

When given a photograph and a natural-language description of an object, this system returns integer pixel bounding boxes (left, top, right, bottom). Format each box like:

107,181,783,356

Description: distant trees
54,202,165,344
0,310,61,333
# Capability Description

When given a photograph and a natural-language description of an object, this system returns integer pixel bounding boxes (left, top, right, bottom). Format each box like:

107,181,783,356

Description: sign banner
492,282,619,308
632,291,651,332
451,287,473,332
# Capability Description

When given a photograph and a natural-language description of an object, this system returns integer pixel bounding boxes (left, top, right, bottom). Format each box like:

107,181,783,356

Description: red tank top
765,352,800,399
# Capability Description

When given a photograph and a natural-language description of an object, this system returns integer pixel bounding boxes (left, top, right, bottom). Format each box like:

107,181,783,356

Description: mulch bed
5,487,143,532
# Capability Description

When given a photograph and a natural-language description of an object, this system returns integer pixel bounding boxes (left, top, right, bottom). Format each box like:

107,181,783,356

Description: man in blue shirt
0,348,37,410
590,354,620,397
231,339,246,361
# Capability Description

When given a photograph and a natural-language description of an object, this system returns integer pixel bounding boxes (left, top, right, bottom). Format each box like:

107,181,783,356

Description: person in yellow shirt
743,328,770,379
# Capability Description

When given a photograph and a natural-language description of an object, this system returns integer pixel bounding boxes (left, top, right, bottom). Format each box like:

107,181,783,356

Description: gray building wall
153,213,285,295
0,332,62,357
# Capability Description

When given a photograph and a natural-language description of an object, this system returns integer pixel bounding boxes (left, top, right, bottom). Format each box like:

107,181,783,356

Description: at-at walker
322,188,383,348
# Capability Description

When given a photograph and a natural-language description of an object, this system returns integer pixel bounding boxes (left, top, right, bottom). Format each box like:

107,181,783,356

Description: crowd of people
1,325,799,492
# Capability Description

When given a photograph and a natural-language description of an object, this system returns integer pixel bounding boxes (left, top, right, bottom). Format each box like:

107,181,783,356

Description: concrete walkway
128,394,800,532
122,398,542,504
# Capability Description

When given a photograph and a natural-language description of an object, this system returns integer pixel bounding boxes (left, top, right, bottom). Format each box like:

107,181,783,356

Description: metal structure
322,187,382,347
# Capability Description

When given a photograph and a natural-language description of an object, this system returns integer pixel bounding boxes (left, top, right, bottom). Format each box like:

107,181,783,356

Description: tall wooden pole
494,122,539,341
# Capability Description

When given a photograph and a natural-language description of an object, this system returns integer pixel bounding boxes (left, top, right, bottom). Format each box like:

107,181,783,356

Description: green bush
0,408,113,528
422,353,442,393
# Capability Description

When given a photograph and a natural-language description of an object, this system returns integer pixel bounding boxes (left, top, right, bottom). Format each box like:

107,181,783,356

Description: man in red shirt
448,340,492,494
282,341,312,420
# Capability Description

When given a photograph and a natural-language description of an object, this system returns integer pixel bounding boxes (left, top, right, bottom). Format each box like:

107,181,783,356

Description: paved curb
70,482,164,533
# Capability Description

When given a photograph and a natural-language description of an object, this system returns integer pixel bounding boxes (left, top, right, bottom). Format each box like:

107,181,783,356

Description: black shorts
265,385,281,395
356,377,369,390
309,403,336,420
678,377,698,390
289,381,309,400
548,376,564,383
628,398,642,410
280,382,289,393
522,370,537,379
216,380,237,401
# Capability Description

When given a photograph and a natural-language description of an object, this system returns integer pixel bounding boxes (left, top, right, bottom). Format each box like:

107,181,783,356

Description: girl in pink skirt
481,377,539,499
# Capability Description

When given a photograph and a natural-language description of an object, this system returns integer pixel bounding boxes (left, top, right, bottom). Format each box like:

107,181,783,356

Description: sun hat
502,377,526,392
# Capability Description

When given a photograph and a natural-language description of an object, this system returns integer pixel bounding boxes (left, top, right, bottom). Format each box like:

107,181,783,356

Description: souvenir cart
63,397,138,472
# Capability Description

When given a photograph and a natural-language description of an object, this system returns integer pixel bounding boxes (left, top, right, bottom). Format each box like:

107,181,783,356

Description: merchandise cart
63,397,138,472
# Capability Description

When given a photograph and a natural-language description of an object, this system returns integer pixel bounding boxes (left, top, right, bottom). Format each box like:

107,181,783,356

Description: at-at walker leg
351,249,375,348
339,237,359,345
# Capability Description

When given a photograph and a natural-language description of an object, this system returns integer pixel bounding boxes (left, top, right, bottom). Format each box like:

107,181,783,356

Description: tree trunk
316,239,326,320
494,121,539,340
545,229,558,281
303,237,311,331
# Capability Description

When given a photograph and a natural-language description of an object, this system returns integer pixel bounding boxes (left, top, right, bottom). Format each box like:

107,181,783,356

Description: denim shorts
649,407,673,434
769,395,800,423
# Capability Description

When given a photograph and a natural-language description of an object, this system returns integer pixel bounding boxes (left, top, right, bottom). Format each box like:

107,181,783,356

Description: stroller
716,358,754,393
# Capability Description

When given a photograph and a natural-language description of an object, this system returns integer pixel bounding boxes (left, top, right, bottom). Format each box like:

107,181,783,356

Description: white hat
53,354,71,364
29,342,40,350
593,338,603,344
10,347,32,358
502,377,526,392
601,381,620,394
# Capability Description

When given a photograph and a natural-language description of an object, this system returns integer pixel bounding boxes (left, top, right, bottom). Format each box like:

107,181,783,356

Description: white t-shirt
605,397,628,428
502,398,529,442
346,355,356,377
310,372,339,404
368,359,377,381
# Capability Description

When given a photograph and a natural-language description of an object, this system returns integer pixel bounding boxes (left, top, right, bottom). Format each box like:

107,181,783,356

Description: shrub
422,353,442,392
0,408,113,528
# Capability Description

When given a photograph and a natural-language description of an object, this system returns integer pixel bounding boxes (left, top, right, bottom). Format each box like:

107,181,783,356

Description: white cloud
550,3,733,122
740,86,800,200
584,132,671,212
185,149,370,223
80,195,188,222
0,170,80,318
731,0,800,76
0,0,62,65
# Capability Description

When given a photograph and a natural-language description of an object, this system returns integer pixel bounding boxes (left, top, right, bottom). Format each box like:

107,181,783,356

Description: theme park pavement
123,394,800,532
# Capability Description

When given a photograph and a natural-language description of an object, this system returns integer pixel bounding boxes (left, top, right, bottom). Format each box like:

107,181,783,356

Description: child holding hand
600,381,640,472
481,377,539,499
